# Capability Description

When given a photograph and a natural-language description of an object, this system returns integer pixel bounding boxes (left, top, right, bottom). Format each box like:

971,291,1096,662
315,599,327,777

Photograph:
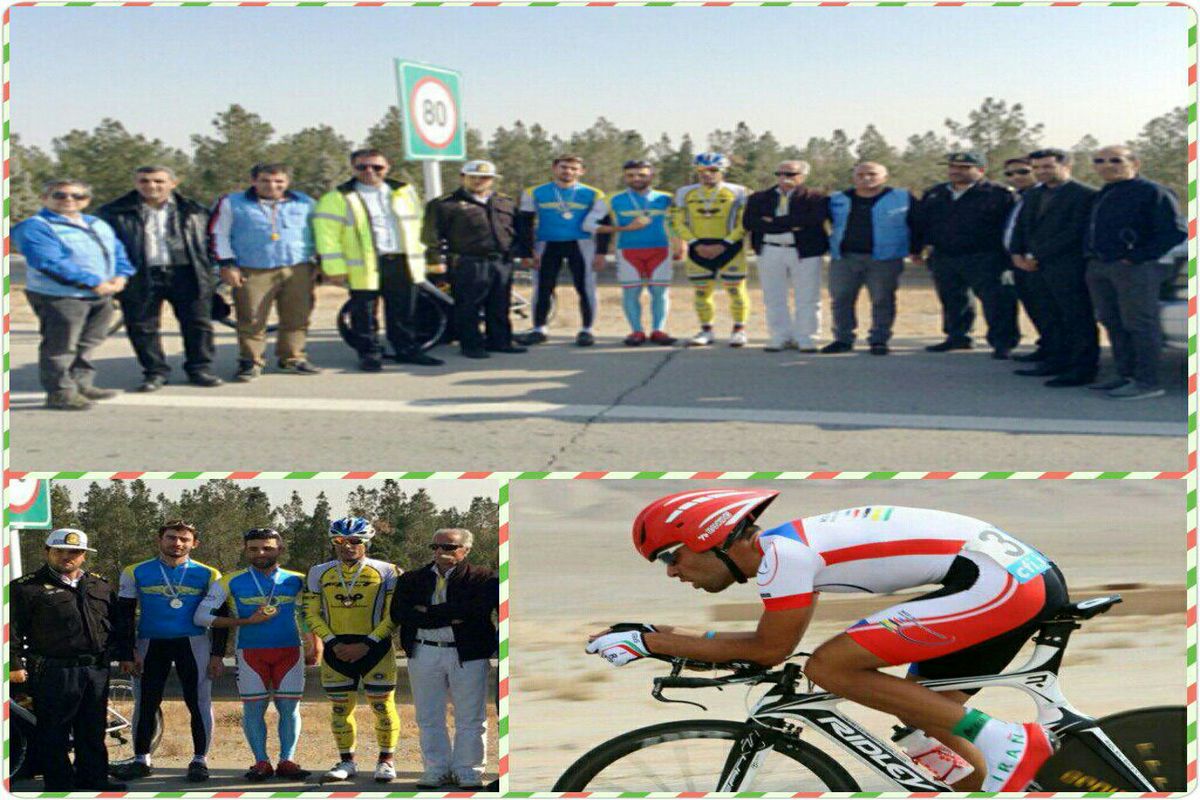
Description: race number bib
964,528,1051,583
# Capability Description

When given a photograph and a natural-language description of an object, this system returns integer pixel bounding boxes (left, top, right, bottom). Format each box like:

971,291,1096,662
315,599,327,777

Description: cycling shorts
846,549,1068,675
319,635,397,692
616,247,672,286
236,645,305,700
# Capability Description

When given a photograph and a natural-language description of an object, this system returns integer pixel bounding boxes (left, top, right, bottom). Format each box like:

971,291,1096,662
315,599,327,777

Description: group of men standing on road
10,518,499,791
13,142,1185,410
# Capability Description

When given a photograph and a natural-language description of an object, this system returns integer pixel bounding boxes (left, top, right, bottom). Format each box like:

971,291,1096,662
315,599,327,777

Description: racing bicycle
554,594,1185,792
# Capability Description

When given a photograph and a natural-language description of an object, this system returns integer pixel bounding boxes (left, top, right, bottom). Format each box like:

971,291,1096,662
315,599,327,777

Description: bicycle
9,675,164,780
554,594,1185,792
334,280,452,356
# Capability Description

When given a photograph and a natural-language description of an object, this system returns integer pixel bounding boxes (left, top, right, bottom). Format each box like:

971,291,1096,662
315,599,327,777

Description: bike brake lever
651,680,709,712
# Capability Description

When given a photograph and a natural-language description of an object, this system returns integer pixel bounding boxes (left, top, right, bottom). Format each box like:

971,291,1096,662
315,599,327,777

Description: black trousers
1041,258,1099,379
929,251,1019,350
346,255,423,358
134,637,212,758
33,663,110,790
535,240,595,328
452,255,514,351
119,265,215,379
1012,268,1059,363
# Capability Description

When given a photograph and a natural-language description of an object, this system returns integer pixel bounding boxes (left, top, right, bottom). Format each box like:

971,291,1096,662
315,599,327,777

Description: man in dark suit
390,529,498,790
1009,149,1099,387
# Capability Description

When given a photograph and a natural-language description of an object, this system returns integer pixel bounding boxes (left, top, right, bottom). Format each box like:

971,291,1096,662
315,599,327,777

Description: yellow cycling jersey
303,557,400,643
671,182,749,243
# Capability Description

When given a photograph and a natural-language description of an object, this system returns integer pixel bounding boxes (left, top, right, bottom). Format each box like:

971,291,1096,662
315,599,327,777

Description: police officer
422,160,527,359
10,529,126,791
909,152,1020,359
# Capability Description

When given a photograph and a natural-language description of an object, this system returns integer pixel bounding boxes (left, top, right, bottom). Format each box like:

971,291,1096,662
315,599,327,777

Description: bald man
1082,145,1185,400
823,162,913,355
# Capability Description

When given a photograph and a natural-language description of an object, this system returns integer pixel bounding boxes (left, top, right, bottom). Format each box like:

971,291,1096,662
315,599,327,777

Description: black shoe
487,344,528,354
359,355,384,372
1014,365,1063,377
516,330,548,345
925,338,972,352
233,362,262,383
187,761,209,782
137,375,168,393
820,341,853,354
575,330,595,347
1089,377,1131,391
1045,374,1095,387
278,360,323,375
111,762,153,780
396,351,445,366
991,348,1011,360
1012,350,1047,363
187,372,224,388
869,343,890,355
462,348,491,359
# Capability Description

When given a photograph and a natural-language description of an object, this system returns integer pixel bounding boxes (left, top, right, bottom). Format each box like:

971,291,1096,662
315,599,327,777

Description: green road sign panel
396,60,465,161
8,478,51,529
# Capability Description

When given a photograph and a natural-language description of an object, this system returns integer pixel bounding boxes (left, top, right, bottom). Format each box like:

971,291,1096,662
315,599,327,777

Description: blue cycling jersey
607,189,673,250
119,557,222,639
520,182,605,242
196,567,305,650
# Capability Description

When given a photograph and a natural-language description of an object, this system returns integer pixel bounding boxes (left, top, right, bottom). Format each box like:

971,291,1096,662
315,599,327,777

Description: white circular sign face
409,76,459,150
8,478,41,513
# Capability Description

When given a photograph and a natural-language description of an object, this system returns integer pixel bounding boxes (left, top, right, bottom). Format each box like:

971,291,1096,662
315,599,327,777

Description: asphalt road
7,285,1186,472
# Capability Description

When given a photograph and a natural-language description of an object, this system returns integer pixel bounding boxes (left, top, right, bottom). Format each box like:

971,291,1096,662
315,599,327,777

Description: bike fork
716,729,774,790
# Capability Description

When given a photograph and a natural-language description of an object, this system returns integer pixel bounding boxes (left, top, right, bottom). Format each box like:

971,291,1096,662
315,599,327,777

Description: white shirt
354,181,402,254
417,563,458,644
58,570,82,588
141,199,175,266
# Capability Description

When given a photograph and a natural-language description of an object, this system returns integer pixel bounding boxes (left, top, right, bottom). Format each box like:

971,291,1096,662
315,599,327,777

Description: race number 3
410,76,458,149
966,529,1051,583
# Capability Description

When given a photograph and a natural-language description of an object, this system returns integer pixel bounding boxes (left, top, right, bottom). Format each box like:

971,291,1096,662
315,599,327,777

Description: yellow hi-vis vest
312,180,426,290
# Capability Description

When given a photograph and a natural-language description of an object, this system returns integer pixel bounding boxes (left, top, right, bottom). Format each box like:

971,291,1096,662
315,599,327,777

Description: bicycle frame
721,616,1158,791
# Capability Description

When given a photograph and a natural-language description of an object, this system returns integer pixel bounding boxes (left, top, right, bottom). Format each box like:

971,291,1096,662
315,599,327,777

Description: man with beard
195,528,317,781
111,521,222,782
303,518,402,784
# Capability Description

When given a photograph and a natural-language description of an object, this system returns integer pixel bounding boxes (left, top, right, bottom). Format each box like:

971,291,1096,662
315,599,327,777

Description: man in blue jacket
14,180,136,410
1083,145,1186,400
823,162,911,356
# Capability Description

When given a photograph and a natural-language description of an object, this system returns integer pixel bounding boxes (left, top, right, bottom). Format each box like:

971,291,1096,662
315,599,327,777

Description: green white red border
0,1,1196,797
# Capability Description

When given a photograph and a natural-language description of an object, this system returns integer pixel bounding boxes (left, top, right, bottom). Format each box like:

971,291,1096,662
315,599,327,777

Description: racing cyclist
670,154,751,347
586,489,1069,792
303,517,403,783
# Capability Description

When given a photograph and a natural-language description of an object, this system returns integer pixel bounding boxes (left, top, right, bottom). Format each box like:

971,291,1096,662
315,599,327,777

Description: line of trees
19,479,500,582
11,97,1185,220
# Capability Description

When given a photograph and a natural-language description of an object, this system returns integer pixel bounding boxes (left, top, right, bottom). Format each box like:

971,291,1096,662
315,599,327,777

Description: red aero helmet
633,489,781,561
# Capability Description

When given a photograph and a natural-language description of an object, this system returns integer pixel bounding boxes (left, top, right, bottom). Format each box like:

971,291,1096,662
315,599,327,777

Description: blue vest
828,188,911,261
609,190,673,250
222,568,305,650
18,212,123,298
525,183,603,242
228,190,315,268
123,558,221,640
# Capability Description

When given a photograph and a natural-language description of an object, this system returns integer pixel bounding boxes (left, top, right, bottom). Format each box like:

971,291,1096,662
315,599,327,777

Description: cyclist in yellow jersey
303,517,401,784
671,153,751,347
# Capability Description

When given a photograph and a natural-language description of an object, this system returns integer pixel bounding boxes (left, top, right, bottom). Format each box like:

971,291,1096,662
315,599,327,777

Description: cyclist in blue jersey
590,161,680,346
112,520,222,782
515,155,607,347
195,528,317,781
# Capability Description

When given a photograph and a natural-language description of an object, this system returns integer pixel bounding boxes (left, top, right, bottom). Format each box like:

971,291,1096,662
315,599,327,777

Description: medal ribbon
248,566,280,611
338,560,367,604
157,559,191,604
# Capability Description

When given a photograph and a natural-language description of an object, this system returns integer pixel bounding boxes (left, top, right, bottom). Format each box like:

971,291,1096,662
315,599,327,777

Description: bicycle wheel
106,678,163,765
1037,706,1186,791
9,715,32,779
552,719,860,791
414,288,450,351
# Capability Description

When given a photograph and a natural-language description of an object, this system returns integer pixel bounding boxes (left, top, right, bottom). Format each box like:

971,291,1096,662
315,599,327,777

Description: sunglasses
332,536,367,546
353,164,387,172
51,191,90,201
698,168,723,174
1092,157,1127,165
774,171,801,177
430,542,463,552
655,544,684,566
1003,169,1032,176
160,519,197,534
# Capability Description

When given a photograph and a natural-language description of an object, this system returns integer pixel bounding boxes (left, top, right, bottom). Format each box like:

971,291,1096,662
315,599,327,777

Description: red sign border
408,75,459,150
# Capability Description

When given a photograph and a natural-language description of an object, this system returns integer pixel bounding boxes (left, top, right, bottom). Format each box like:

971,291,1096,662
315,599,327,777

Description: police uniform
11,530,119,791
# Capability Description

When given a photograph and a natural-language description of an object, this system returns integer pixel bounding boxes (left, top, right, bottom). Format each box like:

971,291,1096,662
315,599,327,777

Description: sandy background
507,480,1186,790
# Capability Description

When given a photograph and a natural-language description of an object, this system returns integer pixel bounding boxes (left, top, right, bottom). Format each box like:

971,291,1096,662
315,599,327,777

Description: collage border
1,1,1197,797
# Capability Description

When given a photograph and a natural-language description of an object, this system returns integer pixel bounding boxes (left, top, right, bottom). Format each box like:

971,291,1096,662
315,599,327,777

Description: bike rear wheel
552,719,860,791
1037,706,1186,791
336,292,448,356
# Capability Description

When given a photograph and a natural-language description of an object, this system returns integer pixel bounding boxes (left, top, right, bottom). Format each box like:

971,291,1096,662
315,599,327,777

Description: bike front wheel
552,719,860,792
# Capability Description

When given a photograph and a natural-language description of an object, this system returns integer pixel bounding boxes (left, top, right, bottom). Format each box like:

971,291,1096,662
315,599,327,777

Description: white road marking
7,392,1181,437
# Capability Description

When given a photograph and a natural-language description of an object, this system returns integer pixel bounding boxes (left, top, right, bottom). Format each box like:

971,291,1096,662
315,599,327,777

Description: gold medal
261,604,278,617
635,215,651,225
270,232,281,241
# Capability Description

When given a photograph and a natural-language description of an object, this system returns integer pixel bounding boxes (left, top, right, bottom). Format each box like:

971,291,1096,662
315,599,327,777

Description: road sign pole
422,160,443,203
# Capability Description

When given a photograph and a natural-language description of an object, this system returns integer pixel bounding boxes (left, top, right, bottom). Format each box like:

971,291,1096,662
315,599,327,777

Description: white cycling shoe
374,760,396,783
322,760,358,783
978,721,1053,791
729,329,748,348
689,329,715,346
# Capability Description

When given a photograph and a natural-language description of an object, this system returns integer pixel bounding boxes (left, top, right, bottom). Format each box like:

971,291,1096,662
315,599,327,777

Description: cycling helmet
329,516,375,541
693,152,730,171
633,489,780,582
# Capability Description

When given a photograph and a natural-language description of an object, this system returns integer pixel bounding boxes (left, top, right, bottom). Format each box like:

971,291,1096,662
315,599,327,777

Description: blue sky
10,5,1190,153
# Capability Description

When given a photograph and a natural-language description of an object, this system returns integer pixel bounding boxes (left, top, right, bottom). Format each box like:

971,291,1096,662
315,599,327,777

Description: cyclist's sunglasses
160,520,197,535
50,191,90,201
353,163,387,172
430,542,463,552
332,536,368,546
655,544,684,566
774,171,801,177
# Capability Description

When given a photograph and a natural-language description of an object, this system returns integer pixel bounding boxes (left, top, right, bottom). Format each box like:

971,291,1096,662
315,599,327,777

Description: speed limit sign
396,61,465,160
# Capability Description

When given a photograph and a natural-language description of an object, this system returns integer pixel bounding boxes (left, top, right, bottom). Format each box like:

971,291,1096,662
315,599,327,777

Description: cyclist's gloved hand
587,624,656,667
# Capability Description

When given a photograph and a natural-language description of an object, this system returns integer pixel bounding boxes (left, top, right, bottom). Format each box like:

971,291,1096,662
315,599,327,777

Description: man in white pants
743,161,830,351
389,529,498,790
